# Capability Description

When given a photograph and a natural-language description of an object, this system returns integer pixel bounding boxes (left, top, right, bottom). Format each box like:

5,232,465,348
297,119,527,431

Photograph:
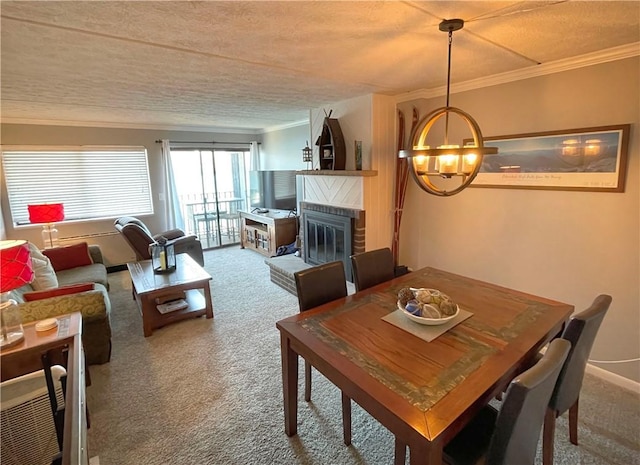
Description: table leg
409,439,442,465
280,333,298,437
140,297,153,337
203,284,214,319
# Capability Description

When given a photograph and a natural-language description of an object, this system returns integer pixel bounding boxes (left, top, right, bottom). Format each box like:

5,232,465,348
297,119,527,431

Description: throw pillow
23,282,95,302
27,242,59,290
42,242,93,272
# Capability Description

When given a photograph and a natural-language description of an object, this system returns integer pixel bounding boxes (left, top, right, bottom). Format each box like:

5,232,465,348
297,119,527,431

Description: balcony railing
178,192,247,248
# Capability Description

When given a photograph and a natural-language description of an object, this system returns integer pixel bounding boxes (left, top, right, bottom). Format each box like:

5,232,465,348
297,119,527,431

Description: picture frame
469,124,630,192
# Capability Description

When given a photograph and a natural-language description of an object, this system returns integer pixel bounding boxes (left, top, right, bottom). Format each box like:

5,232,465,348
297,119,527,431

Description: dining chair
293,261,352,445
394,338,571,465
351,247,408,292
542,294,612,465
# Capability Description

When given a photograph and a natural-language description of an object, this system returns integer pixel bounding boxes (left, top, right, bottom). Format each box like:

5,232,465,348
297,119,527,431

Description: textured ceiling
1,1,639,132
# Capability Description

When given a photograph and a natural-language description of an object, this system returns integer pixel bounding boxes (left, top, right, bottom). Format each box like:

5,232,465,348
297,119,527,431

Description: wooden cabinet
317,117,346,170
240,209,298,257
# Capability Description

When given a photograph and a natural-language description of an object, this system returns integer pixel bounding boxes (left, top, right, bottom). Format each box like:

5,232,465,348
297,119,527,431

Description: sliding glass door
170,148,250,249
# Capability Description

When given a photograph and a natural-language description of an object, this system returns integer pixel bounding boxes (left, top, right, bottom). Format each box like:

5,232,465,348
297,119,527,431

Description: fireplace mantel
297,170,377,177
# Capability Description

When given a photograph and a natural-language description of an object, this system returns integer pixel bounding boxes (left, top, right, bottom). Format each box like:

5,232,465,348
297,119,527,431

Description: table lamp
28,203,65,249
0,240,34,348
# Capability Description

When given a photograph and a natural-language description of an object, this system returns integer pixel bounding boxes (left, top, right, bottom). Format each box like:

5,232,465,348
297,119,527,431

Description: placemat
382,308,473,342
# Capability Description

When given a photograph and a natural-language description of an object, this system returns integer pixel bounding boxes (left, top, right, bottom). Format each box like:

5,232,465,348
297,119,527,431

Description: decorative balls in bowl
397,287,459,325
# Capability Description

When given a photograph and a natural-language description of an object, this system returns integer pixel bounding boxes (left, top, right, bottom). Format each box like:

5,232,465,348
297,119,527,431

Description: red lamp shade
28,203,65,224
0,240,34,293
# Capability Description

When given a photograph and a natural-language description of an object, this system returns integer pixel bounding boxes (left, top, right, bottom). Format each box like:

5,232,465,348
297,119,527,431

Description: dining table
276,266,574,465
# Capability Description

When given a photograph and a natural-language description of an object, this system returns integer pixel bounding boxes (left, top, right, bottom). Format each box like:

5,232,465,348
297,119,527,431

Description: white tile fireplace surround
298,171,376,210
297,171,374,278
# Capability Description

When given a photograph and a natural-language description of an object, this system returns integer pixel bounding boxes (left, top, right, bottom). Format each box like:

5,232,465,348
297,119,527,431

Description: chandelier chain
444,29,454,144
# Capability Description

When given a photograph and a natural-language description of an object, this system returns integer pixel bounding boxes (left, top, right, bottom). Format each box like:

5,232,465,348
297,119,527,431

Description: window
2,146,153,226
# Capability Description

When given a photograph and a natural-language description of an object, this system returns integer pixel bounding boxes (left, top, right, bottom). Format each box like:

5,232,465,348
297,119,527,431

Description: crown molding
0,117,264,134
395,42,640,103
260,119,310,133
0,116,311,134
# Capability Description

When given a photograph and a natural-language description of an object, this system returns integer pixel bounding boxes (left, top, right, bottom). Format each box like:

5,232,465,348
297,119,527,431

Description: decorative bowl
397,300,460,326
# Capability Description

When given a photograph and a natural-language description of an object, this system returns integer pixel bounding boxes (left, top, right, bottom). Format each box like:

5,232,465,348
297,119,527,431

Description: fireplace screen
303,210,352,280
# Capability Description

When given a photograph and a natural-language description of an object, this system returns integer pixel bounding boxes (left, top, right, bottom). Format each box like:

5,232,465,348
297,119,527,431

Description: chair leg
569,397,579,445
394,437,407,465
543,406,557,465
341,392,352,446
304,360,311,402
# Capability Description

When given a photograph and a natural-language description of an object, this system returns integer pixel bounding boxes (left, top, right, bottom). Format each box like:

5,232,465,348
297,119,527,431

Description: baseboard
539,346,640,393
586,363,640,393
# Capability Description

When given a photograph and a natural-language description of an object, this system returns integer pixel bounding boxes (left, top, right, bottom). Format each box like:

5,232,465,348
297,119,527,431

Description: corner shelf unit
317,117,346,170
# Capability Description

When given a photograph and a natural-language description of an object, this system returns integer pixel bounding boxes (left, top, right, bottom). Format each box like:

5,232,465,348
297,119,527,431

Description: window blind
2,146,153,226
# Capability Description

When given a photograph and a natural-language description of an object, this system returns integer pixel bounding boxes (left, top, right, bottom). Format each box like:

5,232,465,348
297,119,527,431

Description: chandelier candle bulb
414,155,429,173
462,153,478,174
436,146,460,175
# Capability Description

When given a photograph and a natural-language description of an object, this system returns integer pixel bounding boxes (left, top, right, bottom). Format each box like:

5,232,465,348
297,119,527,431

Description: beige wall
398,57,640,383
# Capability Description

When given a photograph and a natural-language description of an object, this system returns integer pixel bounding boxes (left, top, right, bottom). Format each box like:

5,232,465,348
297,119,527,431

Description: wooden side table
1,312,81,381
0,312,88,465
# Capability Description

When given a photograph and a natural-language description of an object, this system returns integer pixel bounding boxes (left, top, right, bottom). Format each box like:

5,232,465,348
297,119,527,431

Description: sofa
10,242,112,365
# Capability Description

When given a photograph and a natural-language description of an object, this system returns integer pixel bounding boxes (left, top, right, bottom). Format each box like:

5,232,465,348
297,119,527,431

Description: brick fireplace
265,171,380,296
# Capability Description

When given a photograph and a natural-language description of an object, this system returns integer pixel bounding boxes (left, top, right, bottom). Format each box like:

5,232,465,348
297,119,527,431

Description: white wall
311,95,373,171
398,56,640,383
310,94,396,251
260,123,310,170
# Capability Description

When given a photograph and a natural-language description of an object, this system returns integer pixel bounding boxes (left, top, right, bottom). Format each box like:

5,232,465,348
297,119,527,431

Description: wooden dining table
276,266,574,465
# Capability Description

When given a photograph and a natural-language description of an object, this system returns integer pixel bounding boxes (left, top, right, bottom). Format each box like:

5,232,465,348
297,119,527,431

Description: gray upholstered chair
542,294,612,465
394,338,571,465
114,216,204,266
350,247,409,292
293,261,352,445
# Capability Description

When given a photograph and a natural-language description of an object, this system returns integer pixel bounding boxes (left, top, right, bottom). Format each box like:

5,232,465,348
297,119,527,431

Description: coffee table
127,253,213,336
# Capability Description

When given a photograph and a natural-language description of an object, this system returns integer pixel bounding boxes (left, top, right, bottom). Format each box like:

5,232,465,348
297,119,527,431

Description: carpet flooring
86,247,639,465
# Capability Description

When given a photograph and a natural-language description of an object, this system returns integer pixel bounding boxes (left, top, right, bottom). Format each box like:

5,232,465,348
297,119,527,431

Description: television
249,170,297,211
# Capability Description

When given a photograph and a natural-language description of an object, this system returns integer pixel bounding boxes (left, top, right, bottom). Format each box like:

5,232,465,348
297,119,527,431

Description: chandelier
399,19,497,196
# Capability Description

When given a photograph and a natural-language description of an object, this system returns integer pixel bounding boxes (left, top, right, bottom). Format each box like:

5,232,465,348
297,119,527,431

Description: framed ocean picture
470,124,630,192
